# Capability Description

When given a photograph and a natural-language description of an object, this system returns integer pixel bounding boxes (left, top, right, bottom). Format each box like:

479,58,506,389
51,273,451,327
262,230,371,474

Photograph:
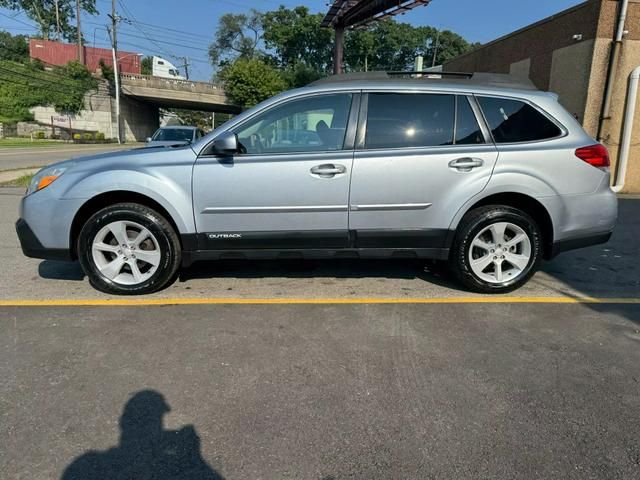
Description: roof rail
310,71,537,90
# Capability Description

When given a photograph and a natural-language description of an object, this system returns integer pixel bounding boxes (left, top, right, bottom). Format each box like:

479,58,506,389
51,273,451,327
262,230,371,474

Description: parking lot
1,186,639,479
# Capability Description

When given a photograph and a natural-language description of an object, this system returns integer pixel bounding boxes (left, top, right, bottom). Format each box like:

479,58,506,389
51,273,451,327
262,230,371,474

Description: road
1,179,639,478
2,303,639,479
0,143,142,171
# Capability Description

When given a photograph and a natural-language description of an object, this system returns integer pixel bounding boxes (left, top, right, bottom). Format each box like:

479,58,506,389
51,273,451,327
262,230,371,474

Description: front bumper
15,218,72,261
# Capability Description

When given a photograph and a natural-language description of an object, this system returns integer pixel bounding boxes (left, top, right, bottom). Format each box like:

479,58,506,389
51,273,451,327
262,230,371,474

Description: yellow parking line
0,297,638,307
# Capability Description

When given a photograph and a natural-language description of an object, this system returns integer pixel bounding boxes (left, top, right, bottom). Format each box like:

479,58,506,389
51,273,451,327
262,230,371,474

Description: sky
0,0,586,81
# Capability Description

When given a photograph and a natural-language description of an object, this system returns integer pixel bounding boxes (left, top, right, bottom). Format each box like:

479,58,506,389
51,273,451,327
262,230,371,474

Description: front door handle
448,157,484,172
310,163,346,178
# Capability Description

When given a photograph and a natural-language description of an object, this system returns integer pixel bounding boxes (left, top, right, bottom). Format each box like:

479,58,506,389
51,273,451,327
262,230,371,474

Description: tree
0,31,29,62
0,0,97,42
219,58,286,108
208,10,262,68
141,56,152,75
262,6,333,73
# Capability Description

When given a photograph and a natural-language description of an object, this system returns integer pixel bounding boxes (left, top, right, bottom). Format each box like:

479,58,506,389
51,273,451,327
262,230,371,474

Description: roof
310,71,538,91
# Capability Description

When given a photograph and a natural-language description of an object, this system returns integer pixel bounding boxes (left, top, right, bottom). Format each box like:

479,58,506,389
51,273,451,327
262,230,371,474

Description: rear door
348,92,498,249
192,92,358,250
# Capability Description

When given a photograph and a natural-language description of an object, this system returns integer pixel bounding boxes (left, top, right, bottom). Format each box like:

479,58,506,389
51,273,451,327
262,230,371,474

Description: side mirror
212,131,238,155
145,137,151,143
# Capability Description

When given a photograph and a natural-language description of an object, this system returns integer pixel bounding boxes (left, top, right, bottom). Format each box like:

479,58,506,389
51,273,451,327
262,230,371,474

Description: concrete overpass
120,74,241,114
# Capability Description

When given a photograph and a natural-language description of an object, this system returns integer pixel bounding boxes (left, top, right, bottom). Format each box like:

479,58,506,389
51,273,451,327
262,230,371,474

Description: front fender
62,168,195,234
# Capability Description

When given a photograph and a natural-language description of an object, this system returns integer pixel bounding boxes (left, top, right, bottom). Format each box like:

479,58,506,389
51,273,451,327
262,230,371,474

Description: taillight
575,144,610,169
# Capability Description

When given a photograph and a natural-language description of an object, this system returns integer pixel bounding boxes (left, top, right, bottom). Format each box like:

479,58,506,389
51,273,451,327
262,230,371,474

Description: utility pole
431,29,440,68
107,27,121,144
76,0,84,63
54,0,61,41
108,0,122,143
179,57,190,80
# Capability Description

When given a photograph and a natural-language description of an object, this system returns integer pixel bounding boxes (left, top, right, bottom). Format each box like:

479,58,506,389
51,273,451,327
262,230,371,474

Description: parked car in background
16,71,617,295
145,126,205,147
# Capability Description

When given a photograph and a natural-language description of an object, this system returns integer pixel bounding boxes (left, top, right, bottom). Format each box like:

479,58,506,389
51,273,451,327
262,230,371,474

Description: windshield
151,128,193,141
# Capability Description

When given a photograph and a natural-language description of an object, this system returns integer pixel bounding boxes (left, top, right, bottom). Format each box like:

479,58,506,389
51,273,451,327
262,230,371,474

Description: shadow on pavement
60,390,224,480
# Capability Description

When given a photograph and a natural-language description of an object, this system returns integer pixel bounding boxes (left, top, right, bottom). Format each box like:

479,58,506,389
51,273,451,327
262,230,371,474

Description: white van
152,56,186,80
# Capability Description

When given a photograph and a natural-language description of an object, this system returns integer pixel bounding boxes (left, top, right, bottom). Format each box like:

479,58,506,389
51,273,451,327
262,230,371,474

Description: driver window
233,93,352,155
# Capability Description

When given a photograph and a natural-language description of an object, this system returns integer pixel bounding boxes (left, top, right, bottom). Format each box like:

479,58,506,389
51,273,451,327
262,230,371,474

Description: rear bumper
15,218,72,261
549,230,613,258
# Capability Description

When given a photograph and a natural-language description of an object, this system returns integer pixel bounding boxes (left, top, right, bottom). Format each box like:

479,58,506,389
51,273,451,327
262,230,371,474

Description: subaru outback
16,72,617,295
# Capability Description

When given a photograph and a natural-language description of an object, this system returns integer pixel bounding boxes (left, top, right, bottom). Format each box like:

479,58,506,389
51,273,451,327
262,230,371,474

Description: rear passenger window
364,93,454,149
478,96,562,143
455,96,484,144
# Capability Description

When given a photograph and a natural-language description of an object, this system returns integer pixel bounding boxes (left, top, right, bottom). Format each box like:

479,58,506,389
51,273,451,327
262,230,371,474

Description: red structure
29,39,141,74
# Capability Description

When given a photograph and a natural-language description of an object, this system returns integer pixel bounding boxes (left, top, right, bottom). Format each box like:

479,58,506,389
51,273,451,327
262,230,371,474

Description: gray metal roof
310,71,537,91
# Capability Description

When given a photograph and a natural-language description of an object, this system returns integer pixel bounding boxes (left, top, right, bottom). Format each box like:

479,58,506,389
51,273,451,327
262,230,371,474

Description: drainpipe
611,66,640,193
598,0,629,140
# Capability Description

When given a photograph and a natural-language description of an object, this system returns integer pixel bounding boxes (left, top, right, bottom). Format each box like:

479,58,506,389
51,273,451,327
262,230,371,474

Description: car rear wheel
451,206,542,293
78,203,181,295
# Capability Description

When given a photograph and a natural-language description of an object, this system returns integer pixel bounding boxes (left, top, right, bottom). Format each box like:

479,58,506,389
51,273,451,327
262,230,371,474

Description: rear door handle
448,157,484,172
310,164,346,177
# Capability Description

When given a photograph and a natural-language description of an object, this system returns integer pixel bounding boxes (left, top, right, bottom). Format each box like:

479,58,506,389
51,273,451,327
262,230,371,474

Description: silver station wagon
16,72,617,295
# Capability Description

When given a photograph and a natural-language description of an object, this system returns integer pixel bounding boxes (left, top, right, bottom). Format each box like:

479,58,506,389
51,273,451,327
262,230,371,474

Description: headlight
26,164,72,195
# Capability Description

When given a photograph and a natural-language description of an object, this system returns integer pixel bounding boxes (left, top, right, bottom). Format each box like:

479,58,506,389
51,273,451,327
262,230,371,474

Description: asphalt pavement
0,143,142,171
2,302,639,479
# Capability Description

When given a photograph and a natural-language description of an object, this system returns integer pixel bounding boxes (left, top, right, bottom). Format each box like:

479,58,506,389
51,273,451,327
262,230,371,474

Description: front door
193,92,358,250
348,92,498,249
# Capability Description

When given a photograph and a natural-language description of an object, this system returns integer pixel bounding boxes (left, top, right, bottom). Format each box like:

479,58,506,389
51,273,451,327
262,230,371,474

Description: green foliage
73,133,81,140
209,10,263,68
279,62,324,89
141,56,152,75
0,31,29,62
219,58,286,108
262,6,333,73
0,0,97,42
98,59,114,83
35,131,45,139
96,132,105,140
0,59,97,122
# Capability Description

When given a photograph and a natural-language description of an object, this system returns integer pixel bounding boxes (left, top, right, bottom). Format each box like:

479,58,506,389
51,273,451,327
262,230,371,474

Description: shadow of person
61,390,224,479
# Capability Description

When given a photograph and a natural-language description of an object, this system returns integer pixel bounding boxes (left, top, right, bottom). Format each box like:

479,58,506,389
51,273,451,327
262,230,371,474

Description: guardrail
120,73,224,94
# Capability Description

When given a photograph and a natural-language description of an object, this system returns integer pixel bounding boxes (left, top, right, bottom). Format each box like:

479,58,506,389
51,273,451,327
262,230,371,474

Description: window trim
200,91,361,158
474,93,568,145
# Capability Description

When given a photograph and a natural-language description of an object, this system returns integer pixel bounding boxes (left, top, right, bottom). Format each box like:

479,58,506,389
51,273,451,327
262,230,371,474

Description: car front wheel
451,206,542,293
78,203,181,295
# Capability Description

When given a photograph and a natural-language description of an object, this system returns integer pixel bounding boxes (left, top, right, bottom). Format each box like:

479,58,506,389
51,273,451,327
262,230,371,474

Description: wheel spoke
100,257,125,280
93,242,119,253
472,237,493,251
494,261,503,282
108,222,130,246
134,249,161,267
504,252,529,270
489,223,507,244
129,260,144,282
471,254,494,272
505,233,527,248
133,228,152,247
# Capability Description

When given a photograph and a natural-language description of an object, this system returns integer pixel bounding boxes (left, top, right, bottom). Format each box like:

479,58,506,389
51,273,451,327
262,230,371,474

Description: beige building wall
593,39,640,192
509,58,531,79
549,40,595,123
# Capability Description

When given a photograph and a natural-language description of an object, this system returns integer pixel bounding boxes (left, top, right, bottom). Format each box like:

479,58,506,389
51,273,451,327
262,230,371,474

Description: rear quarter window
477,96,562,143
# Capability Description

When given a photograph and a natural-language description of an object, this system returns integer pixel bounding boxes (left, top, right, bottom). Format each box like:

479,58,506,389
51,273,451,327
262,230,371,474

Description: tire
77,203,181,295
450,205,542,294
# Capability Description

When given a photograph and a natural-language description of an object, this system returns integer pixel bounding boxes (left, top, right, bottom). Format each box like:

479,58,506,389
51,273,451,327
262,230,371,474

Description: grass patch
0,138,68,148
1,173,34,188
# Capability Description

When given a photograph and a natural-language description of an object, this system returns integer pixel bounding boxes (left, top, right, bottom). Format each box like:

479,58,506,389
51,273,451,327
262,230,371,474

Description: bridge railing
120,73,223,94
